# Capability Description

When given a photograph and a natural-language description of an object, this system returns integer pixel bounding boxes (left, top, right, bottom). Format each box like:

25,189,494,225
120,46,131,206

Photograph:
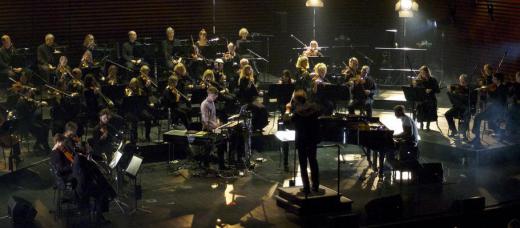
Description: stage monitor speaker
451,196,485,214
365,194,402,223
7,196,37,224
419,163,444,184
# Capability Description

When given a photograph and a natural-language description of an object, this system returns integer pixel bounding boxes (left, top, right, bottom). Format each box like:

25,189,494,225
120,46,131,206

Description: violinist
80,34,97,69
84,74,106,121
223,43,239,91
445,74,471,139
104,64,119,86
50,133,73,180
342,57,360,85
124,77,153,142
348,65,376,117
63,121,81,155
56,56,72,83
173,62,194,96
0,35,23,83
480,64,494,87
161,27,181,70
278,69,294,85
12,73,50,153
89,108,124,160
67,68,85,96
294,55,312,93
303,40,323,57
412,65,440,131
223,42,239,63
122,31,145,70
161,76,191,127
37,34,57,82
471,73,508,147
213,58,227,86
311,63,334,115
137,65,154,96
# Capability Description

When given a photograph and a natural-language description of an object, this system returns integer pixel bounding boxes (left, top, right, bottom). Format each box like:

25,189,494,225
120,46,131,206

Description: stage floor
1,109,520,227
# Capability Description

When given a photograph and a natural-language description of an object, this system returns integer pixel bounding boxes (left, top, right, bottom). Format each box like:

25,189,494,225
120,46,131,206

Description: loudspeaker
365,194,402,222
451,196,485,214
7,196,37,224
419,163,444,184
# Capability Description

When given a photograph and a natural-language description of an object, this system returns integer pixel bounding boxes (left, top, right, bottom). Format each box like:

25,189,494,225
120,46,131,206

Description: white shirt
399,114,419,145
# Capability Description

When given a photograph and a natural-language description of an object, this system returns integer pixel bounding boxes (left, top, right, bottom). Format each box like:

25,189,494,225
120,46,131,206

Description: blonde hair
174,63,187,76
83,34,94,48
140,65,150,74
202,69,215,81
199,29,207,36
129,77,139,89
314,63,327,75
240,64,254,81
239,28,249,38
166,27,174,34
296,55,309,69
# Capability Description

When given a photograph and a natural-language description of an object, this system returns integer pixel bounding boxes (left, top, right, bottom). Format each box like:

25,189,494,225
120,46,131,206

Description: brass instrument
168,85,190,101
140,72,158,88
93,85,114,108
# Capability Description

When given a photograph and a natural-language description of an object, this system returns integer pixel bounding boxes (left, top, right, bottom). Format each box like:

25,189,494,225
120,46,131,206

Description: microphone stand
247,49,269,83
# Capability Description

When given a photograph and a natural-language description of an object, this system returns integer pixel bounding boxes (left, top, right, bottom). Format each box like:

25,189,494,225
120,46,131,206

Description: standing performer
445,74,471,139
348,65,376,117
124,76,153,142
237,64,258,104
412,65,440,130
284,89,322,194
200,87,226,170
89,108,124,160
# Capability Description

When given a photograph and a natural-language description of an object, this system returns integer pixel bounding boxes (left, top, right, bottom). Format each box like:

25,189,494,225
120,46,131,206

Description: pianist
393,105,419,161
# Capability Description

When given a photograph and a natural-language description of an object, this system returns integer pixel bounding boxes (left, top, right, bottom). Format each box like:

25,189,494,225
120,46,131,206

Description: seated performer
284,89,322,194
162,75,191,127
348,65,376,117
303,40,323,57
0,35,24,82
50,133,73,181
445,74,471,139
161,27,180,70
470,73,508,147
0,107,22,171
89,108,124,160
412,65,440,130
201,87,226,170
294,55,312,93
393,105,419,162
122,31,145,70
342,57,360,84
37,34,57,82
124,77,153,142
311,63,334,115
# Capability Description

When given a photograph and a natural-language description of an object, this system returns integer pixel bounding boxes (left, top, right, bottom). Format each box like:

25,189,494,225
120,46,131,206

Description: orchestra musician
122,31,145,70
412,65,440,131
223,43,239,91
480,64,494,87
470,73,508,147
348,65,376,117
84,74,108,121
445,74,471,139
104,64,119,85
56,56,72,82
284,89,323,194
236,27,250,55
124,77,153,142
0,106,22,171
303,40,323,57
50,133,73,181
89,108,125,160
0,35,23,82
311,62,334,115
80,34,96,68
278,69,294,85
11,74,50,153
342,57,360,84
162,75,191,128
200,86,226,170
173,62,194,96
237,64,258,104
213,58,227,86
37,33,57,82
294,55,312,93
161,27,181,70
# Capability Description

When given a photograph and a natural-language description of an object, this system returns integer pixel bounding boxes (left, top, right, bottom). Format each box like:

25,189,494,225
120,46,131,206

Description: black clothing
161,39,181,69
51,149,73,178
89,114,124,158
237,77,258,104
294,68,312,93
161,87,191,127
348,76,377,117
0,46,15,75
415,77,440,122
287,102,321,191
472,83,508,138
445,85,471,134
37,43,56,82
122,41,145,70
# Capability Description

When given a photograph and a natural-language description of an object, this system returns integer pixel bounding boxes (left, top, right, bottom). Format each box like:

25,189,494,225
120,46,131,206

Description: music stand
402,86,426,120
125,155,151,214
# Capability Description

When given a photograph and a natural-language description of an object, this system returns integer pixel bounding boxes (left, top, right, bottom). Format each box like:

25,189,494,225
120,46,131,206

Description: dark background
1,0,518,83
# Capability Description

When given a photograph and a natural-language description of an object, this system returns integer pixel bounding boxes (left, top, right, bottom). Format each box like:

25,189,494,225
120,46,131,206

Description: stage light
306,0,324,8
395,0,419,18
